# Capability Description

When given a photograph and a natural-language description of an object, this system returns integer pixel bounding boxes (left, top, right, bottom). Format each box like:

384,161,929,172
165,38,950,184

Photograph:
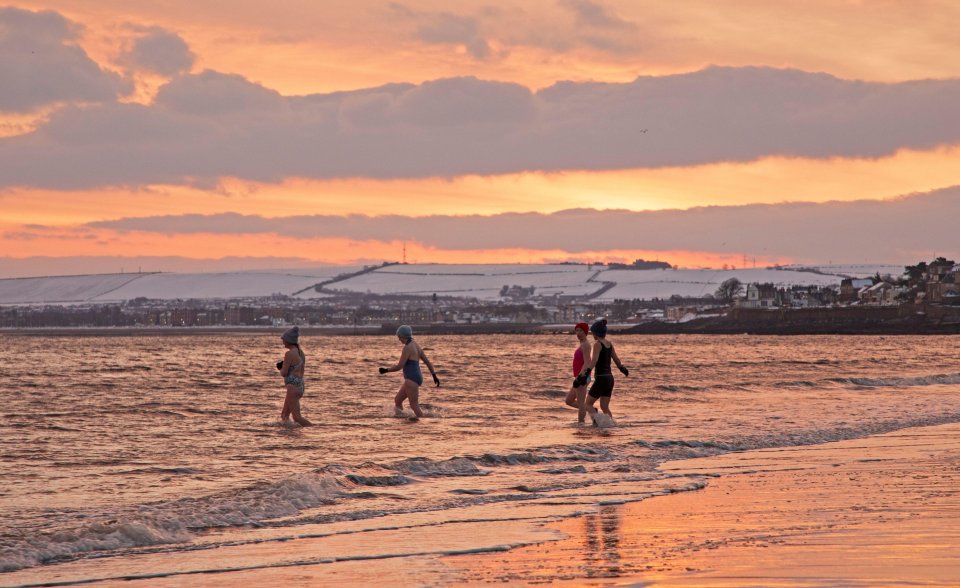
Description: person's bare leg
584,395,599,424
406,381,424,418
289,393,312,426
565,385,579,408
599,396,612,419
281,384,302,422
576,386,588,423
394,386,408,416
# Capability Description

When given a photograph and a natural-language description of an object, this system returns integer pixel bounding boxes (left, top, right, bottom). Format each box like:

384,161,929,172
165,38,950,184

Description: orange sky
1,1,959,270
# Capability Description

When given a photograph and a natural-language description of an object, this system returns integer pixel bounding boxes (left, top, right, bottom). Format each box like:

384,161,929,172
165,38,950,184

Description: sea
2,333,960,586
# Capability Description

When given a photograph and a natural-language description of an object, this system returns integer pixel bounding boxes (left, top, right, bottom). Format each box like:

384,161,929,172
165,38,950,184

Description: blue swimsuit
402,359,423,386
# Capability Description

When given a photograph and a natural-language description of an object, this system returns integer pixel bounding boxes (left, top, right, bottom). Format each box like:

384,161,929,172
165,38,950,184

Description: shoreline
6,423,957,587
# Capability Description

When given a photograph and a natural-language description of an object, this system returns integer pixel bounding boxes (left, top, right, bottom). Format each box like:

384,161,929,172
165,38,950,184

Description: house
839,278,873,303
927,258,956,280
859,281,903,305
665,305,700,321
927,276,960,303
783,285,838,308
739,283,780,308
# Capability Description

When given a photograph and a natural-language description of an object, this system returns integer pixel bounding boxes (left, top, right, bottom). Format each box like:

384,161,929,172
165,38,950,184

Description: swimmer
575,318,628,424
564,321,593,423
277,326,312,426
378,325,439,419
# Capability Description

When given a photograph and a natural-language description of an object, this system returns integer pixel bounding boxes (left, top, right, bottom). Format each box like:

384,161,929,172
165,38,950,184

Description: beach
448,423,960,586
2,334,959,587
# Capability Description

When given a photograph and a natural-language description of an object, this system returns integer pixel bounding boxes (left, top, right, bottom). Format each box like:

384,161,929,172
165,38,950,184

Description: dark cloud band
86,187,960,263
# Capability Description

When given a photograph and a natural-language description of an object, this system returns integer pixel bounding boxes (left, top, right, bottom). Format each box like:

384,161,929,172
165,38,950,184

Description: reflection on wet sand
582,505,623,578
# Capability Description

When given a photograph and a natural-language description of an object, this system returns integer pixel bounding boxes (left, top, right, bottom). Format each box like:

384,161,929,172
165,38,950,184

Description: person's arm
420,348,440,386
580,342,600,375
280,349,295,377
380,344,410,374
611,344,629,376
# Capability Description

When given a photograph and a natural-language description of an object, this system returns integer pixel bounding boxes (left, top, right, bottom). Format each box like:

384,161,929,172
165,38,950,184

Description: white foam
392,457,486,477
0,471,347,572
834,373,960,388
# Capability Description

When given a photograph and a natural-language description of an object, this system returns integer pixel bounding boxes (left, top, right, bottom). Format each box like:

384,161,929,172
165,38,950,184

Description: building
740,283,780,308
859,281,903,305
783,285,838,308
839,278,873,303
665,305,700,321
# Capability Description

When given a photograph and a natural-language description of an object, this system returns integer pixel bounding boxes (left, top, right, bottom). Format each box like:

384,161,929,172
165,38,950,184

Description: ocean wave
345,474,414,486
774,380,818,388
0,471,347,573
0,519,191,573
704,411,960,456
391,457,486,477
470,445,614,467
827,373,960,388
634,439,736,451
654,384,712,393
538,465,587,474
472,452,552,466
115,466,198,475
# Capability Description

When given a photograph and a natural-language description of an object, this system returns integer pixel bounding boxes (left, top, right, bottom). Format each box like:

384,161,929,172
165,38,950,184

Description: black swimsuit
588,342,615,398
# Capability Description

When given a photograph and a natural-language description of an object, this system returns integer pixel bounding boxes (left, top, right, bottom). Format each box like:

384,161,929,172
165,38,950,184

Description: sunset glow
1,1,958,272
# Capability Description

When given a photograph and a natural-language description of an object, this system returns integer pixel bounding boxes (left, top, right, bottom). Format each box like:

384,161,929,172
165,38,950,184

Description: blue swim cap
590,319,608,338
396,325,413,340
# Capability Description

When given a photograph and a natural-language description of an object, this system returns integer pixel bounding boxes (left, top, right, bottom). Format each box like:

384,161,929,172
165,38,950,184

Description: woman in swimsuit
278,326,312,426
575,318,628,423
564,322,593,423
379,325,439,418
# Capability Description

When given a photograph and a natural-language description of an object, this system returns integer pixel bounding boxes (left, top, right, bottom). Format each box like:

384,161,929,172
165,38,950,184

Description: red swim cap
575,322,589,333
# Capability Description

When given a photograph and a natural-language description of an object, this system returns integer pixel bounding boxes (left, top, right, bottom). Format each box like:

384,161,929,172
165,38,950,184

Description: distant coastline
4,315,960,337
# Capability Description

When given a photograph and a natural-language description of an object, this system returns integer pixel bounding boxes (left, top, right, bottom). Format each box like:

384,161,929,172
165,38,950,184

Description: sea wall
629,304,960,335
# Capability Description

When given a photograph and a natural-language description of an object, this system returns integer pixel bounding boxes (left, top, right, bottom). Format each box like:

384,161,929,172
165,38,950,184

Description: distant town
1,258,958,334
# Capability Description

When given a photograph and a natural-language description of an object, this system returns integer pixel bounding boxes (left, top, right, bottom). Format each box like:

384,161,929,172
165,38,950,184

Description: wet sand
448,422,960,586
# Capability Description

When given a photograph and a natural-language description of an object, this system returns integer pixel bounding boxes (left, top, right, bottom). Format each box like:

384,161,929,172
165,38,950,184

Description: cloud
414,12,492,59
389,4,495,60
86,186,960,263
2,66,960,189
154,70,285,115
119,27,195,76
558,0,635,31
0,7,130,113
389,1,643,58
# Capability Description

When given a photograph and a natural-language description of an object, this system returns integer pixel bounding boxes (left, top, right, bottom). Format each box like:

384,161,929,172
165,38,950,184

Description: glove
573,374,586,387
618,365,629,376
276,360,283,370
378,367,388,375
432,373,441,387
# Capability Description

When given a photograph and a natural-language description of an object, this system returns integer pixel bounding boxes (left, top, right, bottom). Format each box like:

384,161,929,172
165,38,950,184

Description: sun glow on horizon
2,146,958,223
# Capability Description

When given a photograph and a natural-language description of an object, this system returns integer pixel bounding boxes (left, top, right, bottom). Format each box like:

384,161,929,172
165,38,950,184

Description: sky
1,1,959,276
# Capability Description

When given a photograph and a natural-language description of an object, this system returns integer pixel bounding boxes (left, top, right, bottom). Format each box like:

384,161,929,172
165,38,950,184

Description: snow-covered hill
0,263,900,305
0,268,353,305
